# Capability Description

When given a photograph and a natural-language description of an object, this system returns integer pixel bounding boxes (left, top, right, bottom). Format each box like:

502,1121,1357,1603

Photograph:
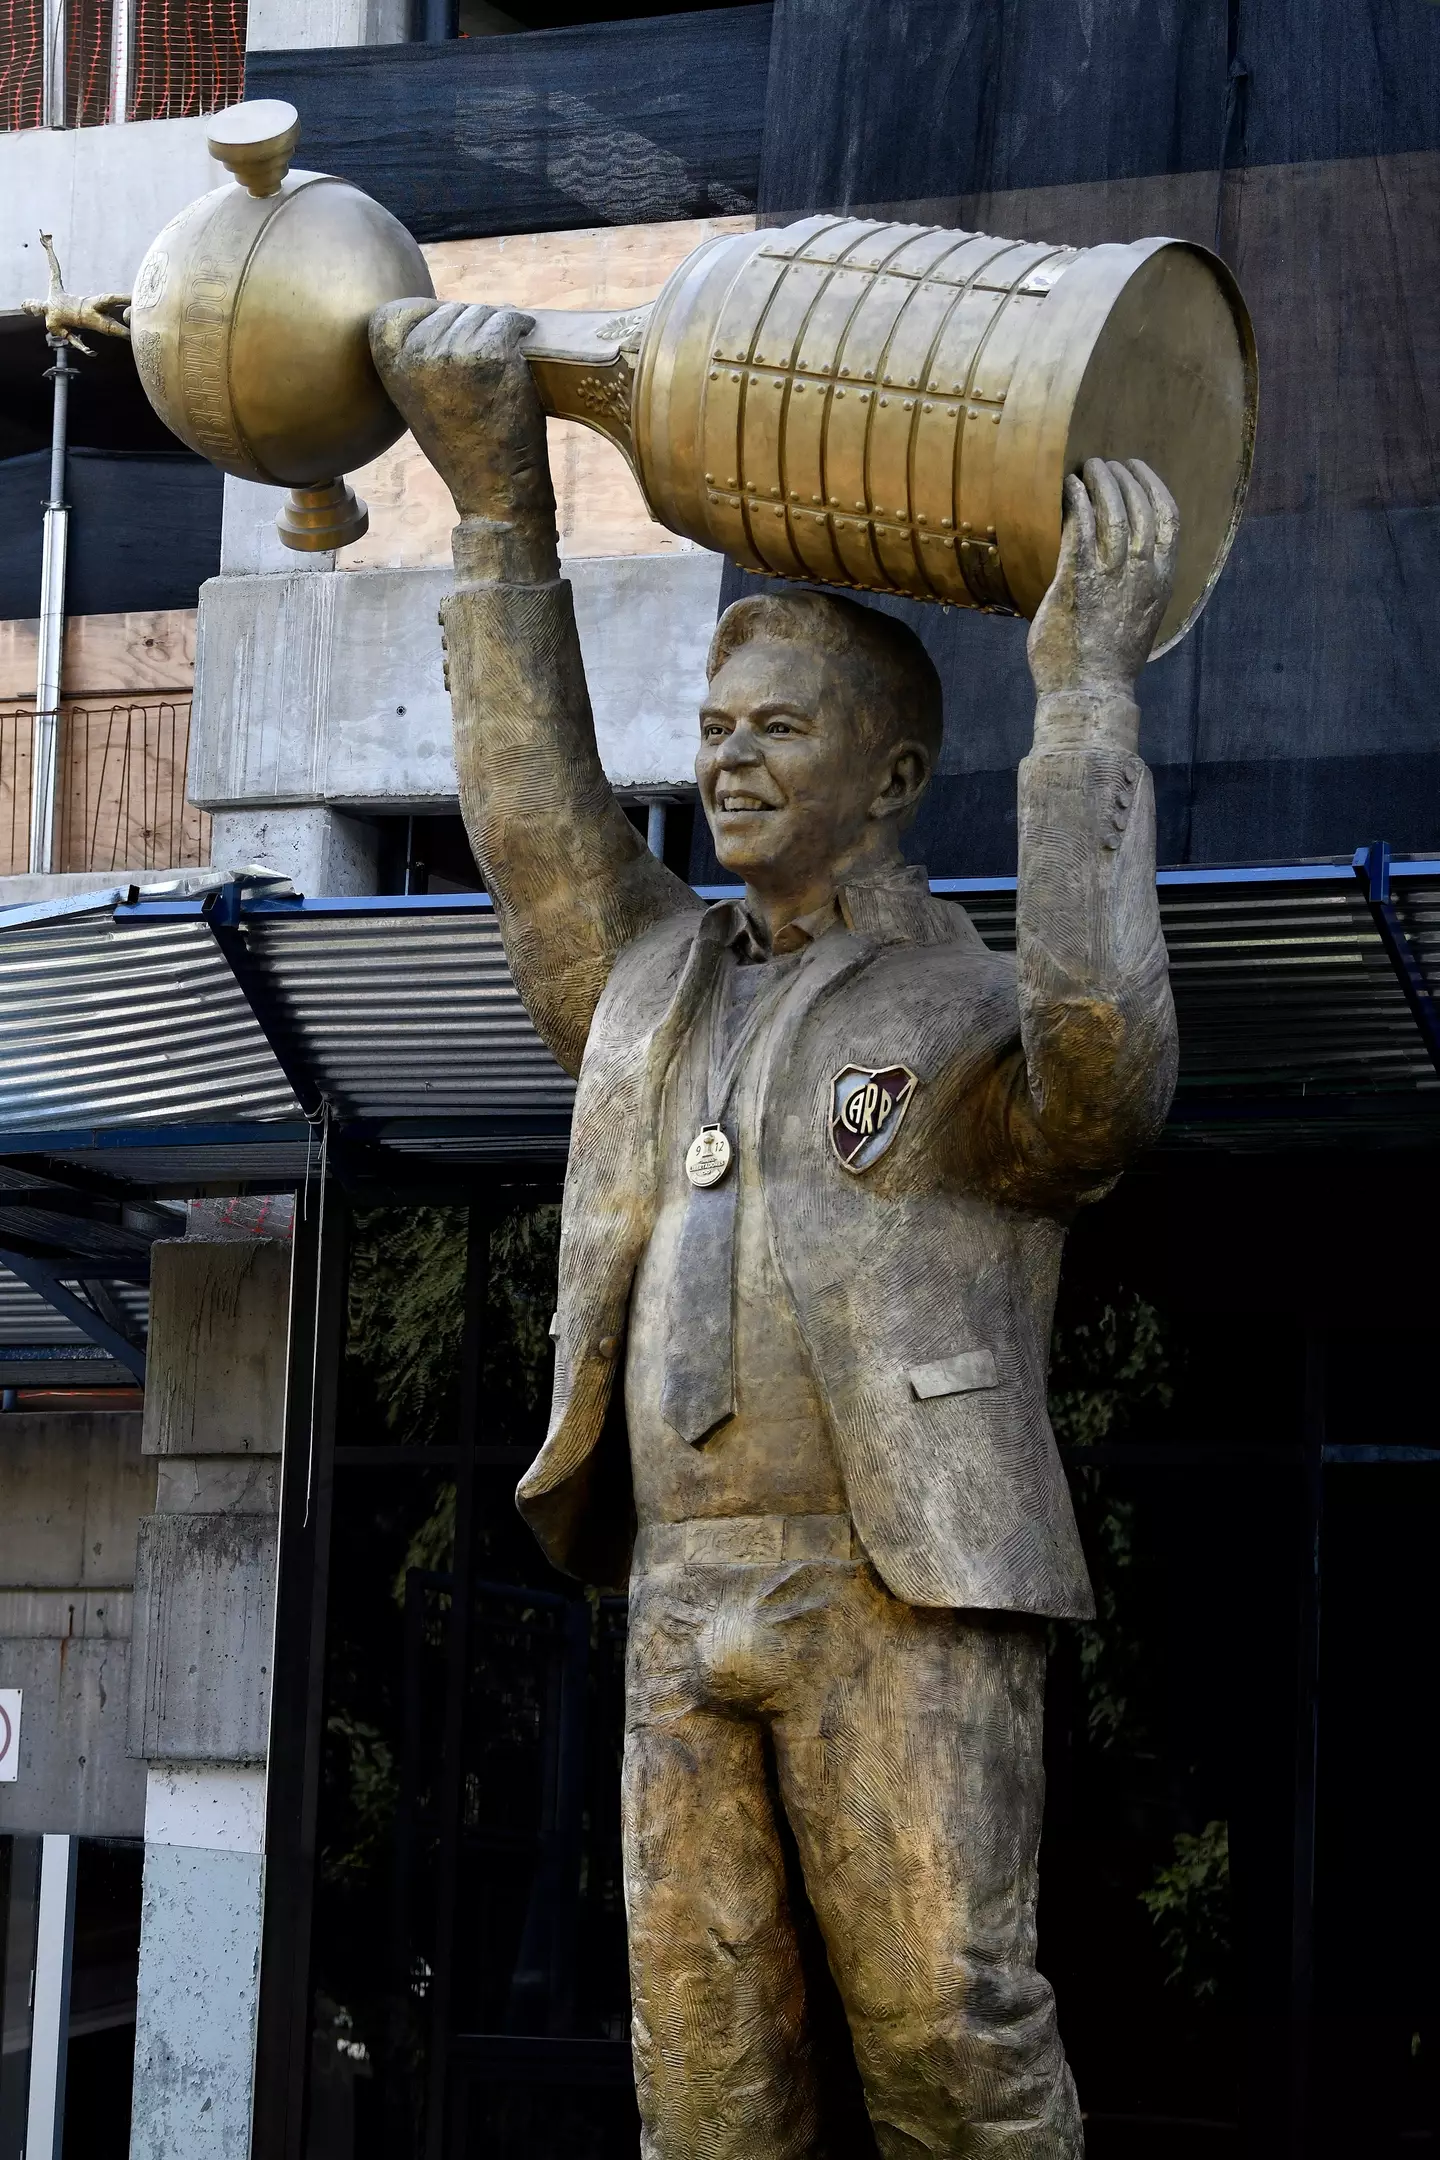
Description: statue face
696,639,897,887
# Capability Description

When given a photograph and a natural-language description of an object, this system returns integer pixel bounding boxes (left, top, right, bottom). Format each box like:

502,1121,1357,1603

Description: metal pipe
421,0,457,37
25,1835,77,2160
646,801,667,859
111,0,133,122
30,337,71,875
42,0,66,128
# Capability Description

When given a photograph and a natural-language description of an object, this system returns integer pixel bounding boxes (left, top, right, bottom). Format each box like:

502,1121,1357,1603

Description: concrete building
1,3,1439,2159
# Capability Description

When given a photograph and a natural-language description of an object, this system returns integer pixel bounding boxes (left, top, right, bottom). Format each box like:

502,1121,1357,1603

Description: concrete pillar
245,0,409,49
126,1238,290,2160
208,804,383,896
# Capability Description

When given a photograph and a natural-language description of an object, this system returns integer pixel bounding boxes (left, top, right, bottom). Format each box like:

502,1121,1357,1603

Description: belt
633,1512,856,1570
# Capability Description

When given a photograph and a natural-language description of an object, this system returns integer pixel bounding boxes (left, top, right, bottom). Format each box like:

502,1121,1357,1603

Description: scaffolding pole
30,336,71,874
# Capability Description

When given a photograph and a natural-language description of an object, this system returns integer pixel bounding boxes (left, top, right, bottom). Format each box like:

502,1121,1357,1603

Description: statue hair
706,588,945,766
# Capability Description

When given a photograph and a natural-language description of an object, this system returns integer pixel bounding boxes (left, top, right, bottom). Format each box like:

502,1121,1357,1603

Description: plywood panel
345,215,754,571
0,610,197,702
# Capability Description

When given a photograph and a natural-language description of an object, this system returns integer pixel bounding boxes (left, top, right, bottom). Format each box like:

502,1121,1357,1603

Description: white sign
0,1690,20,1781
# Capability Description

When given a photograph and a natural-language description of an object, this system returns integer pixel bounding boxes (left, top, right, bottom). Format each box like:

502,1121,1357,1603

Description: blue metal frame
0,1247,146,1384
1351,843,1440,1079
202,882,322,1119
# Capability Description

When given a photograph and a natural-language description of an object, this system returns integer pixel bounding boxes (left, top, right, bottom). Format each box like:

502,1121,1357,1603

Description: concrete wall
190,552,721,829
246,0,409,48
0,120,219,317
0,1412,153,1838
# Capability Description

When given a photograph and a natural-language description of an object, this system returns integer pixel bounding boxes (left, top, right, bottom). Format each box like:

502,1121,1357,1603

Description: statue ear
870,742,930,823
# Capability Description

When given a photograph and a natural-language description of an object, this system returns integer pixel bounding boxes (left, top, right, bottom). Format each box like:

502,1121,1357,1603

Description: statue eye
765,719,793,735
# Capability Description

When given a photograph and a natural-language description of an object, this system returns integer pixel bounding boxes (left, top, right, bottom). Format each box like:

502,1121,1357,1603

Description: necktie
658,953,798,1446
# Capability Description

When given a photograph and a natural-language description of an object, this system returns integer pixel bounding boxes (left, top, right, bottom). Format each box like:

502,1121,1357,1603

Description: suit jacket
442,572,1179,1619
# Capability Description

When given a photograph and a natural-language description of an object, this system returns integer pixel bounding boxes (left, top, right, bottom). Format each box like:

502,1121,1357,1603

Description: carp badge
829,1064,918,1173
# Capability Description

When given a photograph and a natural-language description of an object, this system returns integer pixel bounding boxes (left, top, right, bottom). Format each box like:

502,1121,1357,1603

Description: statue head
697,590,943,900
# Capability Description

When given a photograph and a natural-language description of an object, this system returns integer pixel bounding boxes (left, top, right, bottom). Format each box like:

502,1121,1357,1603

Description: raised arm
971,459,1180,1207
371,301,699,1078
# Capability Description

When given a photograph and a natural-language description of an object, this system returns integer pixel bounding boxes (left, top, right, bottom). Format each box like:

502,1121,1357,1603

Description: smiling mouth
717,792,775,813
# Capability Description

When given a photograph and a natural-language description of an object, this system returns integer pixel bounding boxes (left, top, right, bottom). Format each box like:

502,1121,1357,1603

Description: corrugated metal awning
0,857,1436,1196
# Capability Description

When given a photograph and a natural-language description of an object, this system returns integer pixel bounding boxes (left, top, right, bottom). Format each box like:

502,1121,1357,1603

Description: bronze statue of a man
373,297,1179,2159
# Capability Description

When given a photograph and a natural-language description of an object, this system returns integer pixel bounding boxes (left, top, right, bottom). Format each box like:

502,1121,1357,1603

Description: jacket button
1110,808,1128,831
597,1335,619,1360
1121,756,1141,786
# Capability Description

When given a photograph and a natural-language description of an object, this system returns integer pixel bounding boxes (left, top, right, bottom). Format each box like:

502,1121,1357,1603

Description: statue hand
1027,458,1179,705
369,299,555,529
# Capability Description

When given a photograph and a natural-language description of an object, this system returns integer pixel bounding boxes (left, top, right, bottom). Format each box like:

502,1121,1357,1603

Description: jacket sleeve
966,742,1178,1207
441,572,701,1078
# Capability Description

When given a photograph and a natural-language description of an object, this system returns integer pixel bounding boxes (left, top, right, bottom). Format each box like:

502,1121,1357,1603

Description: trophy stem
276,479,369,553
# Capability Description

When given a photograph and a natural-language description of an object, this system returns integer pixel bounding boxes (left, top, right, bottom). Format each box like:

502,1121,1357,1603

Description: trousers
622,1538,1084,2160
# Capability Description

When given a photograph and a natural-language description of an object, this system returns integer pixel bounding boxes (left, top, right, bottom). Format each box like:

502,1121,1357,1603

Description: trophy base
276,479,369,553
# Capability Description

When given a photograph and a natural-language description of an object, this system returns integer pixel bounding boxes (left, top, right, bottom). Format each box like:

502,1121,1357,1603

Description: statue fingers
454,303,537,363
1111,460,1155,563
1127,459,1180,585
368,297,463,378
1061,469,1096,574
1082,456,1128,575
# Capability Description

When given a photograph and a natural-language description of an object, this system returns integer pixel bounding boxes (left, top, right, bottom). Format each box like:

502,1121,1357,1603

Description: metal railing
0,700,211,876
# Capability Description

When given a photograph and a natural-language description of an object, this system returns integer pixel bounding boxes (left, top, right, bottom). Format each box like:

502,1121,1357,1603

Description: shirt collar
723,862,930,962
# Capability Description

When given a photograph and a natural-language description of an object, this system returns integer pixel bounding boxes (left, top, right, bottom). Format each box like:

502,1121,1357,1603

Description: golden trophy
129,98,1255,644
127,100,434,550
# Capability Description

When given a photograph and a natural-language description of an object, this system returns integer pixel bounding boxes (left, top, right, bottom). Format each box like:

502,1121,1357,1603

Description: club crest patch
829,1064,918,1173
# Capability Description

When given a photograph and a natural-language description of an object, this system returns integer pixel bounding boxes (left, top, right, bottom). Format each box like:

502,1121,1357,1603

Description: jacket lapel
643,903,731,1093
751,929,881,1123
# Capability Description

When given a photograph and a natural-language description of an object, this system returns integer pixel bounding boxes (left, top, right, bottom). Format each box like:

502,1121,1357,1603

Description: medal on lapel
829,1065,917,1173
685,1123,733,1188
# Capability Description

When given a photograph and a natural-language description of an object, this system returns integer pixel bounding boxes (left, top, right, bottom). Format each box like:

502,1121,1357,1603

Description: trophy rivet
924,401,934,412
993,412,1001,424
709,369,718,380
942,516,953,528
904,400,914,411
879,396,889,407
812,494,822,504
731,371,740,382
917,513,927,524
704,472,713,483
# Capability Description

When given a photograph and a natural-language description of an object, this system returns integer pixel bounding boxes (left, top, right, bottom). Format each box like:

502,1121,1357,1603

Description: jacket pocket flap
908,1348,999,1400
